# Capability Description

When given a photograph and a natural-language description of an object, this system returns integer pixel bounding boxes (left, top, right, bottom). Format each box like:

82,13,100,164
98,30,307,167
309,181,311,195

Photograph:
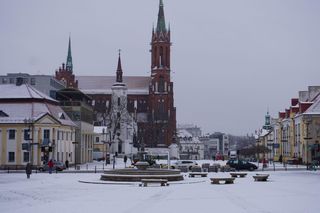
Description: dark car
39,161,66,172
226,159,258,171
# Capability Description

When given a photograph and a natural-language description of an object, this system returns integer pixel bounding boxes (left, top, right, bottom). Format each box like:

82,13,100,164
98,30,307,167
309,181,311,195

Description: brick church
55,0,176,149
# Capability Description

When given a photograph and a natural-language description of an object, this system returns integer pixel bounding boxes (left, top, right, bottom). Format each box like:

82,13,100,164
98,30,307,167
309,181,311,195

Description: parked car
39,161,66,172
170,160,198,170
226,159,258,171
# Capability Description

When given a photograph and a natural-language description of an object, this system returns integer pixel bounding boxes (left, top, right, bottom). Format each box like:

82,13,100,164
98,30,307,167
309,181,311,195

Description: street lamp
23,118,35,166
304,116,312,170
72,141,78,170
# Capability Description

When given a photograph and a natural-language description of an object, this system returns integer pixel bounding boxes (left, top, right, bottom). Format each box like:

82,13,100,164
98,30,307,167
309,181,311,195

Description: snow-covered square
1,168,319,213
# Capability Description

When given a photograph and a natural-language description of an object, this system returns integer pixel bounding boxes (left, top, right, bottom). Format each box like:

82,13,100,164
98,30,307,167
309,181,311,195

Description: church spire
66,36,73,72
156,0,166,32
116,50,123,83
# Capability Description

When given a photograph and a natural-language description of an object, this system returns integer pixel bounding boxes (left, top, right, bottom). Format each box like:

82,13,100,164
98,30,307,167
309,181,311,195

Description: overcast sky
1,0,320,135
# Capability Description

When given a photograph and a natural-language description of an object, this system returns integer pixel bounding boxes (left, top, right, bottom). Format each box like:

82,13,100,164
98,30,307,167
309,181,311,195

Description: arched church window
160,47,163,67
158,76,165,92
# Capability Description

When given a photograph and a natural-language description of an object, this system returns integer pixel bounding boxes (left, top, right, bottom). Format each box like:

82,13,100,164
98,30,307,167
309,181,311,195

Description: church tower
55,36,78,88
147,0,176,147
109,52,137,155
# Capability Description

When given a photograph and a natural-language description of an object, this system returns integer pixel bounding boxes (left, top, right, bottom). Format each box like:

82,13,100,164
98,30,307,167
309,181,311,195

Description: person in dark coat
25,163,32,179
48,159,54,174
65,160,69,169
124,155,128,167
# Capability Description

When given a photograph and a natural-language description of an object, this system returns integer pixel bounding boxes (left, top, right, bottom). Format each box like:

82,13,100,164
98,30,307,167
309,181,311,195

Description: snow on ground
1,164,319,213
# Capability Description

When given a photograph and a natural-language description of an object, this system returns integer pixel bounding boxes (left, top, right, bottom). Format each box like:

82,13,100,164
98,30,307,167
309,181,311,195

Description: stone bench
140,179,169,187
210,177,235,184
208,166,219,173
189,172,208,178
230,172,247,178
253,174,269,182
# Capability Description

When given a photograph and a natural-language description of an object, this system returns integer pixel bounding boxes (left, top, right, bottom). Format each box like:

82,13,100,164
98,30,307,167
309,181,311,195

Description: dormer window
59,112,66,120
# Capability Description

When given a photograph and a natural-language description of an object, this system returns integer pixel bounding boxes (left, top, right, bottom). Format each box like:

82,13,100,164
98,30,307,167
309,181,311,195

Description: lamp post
24,118,35,166
304,116,312,170
72,141,78,170
101,127,109,166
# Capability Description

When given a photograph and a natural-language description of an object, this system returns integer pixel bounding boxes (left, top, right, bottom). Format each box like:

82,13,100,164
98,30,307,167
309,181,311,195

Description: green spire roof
66,36,73,72
156,0,166,32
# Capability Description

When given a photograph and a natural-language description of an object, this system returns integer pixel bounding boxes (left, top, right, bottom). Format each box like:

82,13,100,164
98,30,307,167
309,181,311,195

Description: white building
178,129,204,160
200,132,229,159
0,83,76,169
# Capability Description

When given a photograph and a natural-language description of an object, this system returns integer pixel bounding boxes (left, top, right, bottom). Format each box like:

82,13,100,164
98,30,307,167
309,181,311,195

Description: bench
189,172,208,178
210,177,235,184
230,172,247,178
253,174,269,182
140,179,169,187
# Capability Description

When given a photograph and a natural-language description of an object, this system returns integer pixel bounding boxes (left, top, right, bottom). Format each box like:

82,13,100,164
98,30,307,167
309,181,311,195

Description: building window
50,90,57,99
23,152,30,162
9,130,16,140
8,152,15,162
9,78,14,84
2,78,7,84
95,137,100,143
24,129,30,140
118,98,121,106
44,129,50,139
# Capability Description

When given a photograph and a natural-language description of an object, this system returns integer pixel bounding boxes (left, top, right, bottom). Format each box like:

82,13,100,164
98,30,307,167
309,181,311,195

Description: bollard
86,164,88,170
95,166,96,173
7,167,9,173
102,164,104,171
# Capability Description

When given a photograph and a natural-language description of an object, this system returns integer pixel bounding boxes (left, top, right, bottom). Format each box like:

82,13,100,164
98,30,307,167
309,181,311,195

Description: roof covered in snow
0,84,75,126
304,95,320,115
0,84,57,102
76,76,151,95
94,126,108,134
178,129,193,138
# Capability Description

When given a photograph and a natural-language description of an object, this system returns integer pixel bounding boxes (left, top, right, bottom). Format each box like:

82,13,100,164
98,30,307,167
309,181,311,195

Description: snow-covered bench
140,179,169,187
189,172,208,178
230,172,247,178
253,174,269,181
210,177,235,184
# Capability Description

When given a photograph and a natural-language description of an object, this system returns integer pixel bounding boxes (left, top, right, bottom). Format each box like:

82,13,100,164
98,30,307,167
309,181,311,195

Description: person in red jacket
48,159,54,174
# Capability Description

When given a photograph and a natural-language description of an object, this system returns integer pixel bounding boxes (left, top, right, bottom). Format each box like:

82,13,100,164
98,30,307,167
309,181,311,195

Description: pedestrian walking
48,159,54,174
25,163,32,179
124,155,128,168
65,159,69,169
